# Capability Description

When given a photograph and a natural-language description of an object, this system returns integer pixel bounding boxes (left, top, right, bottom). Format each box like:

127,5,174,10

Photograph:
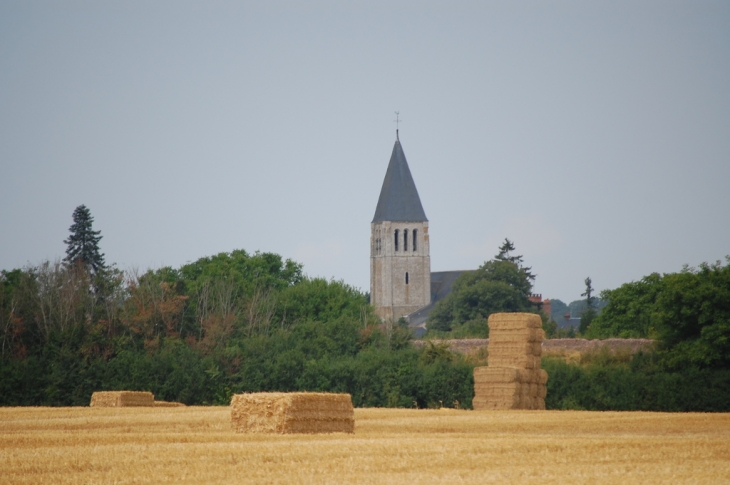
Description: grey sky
1,1,728,303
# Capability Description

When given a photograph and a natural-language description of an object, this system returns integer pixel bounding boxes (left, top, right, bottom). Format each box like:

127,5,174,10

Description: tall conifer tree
579,277,596,334
495,238,535,282
63,205,105,273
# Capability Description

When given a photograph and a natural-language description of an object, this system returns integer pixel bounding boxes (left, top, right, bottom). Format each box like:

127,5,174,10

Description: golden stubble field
1,406,729,484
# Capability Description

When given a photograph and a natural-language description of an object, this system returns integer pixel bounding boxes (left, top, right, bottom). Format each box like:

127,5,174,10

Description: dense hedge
0,321,474,408
543,353,730,412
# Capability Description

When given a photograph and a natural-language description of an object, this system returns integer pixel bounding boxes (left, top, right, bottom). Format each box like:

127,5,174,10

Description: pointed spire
372,138,428,223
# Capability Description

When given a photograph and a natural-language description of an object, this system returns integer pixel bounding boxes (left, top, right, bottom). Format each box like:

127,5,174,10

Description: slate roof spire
372,137,428,223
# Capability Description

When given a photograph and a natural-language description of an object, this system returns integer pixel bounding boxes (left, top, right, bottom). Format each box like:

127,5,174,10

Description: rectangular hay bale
489,328,545,344
488,355,542,369
230,392,354,434
472,393,521,410
474,366,519,384
476,388,515,398
517,369,544,384
487,342,542,356
90,391,155,407
487,312,542,330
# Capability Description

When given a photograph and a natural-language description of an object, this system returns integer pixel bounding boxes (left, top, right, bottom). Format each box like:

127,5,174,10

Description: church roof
372,138,428,223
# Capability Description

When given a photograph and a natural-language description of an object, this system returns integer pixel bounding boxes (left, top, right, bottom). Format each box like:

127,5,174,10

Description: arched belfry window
403,229,409,252
405,272,409,285
394,230,399,251
413,229,418,251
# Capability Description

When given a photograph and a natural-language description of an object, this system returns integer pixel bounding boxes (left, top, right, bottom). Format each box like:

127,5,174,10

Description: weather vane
394,111,401,140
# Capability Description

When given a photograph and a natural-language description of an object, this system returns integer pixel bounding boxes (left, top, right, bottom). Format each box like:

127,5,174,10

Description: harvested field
1,406,729,484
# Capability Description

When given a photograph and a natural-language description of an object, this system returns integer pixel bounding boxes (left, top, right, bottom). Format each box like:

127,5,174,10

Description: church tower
370,135,431,321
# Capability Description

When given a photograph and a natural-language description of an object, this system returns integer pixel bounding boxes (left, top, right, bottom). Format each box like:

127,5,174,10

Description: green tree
654,260,730,369
495,238,535,282
587,258,730,370
427,241,535,333
63,205,105,273
587,273,663,339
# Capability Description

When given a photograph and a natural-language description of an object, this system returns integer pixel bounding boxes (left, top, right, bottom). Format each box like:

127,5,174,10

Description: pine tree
495,238,518,263
579,277,596,335
63,205,105,273
581,277,595,310
495,238,535,282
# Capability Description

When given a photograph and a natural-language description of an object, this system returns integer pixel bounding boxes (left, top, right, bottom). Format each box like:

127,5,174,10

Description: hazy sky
1,1,728,303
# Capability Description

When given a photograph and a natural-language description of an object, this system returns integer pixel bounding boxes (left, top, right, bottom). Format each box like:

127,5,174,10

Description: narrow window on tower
413,229,418,251
405,272,409,285
404,229,409,251
394,230,399,251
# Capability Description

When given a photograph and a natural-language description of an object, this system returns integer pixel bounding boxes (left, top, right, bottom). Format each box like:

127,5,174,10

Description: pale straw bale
473,366,519,384
517,369,544,384
489,328,544,344
487,343,536,355
488,355,541,369
230,392,354,434
473,394,521,410
477,382,521,394
90,391,155,407
531,342,543,356
487,312,542,330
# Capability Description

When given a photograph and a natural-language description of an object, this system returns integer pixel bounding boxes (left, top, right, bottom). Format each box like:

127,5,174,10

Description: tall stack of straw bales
230,392,354,434
473,313,548,410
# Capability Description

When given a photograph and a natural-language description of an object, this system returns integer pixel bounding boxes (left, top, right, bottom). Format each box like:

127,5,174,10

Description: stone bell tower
370,134,431,321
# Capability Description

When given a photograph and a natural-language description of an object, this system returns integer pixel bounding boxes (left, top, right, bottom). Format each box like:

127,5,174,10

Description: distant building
528,294,552,319
561,313,582,329
370,134,551,335
370,134,431,322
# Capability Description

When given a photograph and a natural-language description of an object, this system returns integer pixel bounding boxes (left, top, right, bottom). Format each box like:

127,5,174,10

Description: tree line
0,206,473,407
1,206,728,410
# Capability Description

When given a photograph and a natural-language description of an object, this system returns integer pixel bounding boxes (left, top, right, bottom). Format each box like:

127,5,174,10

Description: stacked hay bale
230,392,354,434
90,391,155,407
473,313,548,410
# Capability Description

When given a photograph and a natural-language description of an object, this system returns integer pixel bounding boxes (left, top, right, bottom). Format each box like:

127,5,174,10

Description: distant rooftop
406,270,473,328
372,139,428,223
